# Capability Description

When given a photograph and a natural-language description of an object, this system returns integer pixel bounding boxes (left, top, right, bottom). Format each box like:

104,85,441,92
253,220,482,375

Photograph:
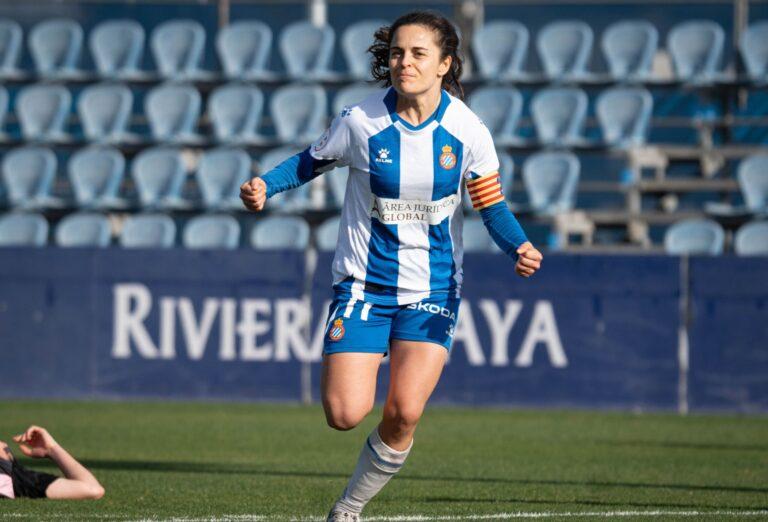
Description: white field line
3,511,768,521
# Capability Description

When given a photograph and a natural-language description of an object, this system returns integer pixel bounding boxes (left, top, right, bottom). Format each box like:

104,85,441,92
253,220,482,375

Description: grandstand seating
183,214,240,249
196,147,252,211
269,83,327,144
208,83,265,144
596,87,653,147
29,18,84,79
145,83,202,143
467,87,523,145
472,21,529,81
0,212,49,247
89,19,147,80
536,20,593,80
119,213,176,248
522,151,580,215
150,19,211,80
0,19,23,79
17,84,72,142
54,212,111,247
0,85,7,137
667,20,725,83
531,87,588,146
131,146,190,210
250,215,310,249
68,146,128,210
78,83,134,143
216,20,274,81
332,83,380,116
279,20,335,80
740,21,768,83
601,20,658,80
738,154,768,215
1,146,62,210
342,20,386,80
734,221,768,256
664,218,725,255
315,215,340,251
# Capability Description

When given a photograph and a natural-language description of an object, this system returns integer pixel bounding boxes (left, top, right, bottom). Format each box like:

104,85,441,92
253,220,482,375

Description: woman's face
389,24,451,98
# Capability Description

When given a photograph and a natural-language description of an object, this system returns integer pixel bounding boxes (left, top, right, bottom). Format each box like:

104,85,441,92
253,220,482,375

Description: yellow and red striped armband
466,172,504,210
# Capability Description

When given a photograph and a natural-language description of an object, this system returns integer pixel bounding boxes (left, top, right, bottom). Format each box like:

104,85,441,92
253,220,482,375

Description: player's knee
384,402,423,430
323,401,369,431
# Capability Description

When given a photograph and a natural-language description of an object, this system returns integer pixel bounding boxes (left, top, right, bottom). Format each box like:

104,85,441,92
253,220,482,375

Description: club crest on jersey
439,145,457,170
328,318,345,341
375,148,393,164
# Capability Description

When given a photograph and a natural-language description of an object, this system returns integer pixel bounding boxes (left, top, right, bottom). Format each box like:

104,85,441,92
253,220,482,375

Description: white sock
334,426,412,514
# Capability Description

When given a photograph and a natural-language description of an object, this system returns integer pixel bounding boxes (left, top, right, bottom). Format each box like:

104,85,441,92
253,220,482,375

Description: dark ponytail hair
368,10,464,99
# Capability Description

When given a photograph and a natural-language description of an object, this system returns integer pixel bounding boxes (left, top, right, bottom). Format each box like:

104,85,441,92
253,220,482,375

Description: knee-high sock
334,426,412,514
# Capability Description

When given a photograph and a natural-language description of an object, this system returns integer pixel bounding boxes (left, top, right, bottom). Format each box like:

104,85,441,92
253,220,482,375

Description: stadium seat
54,212,111,247
196,147,252,210
314,216,339,253
530,87,588,146
596,86,653,147
0,19,23,79
326,166,349,209
209,83,264,144
734,221,768,256
0,85,7,137
1,146,63,209
68,146,128,210
332,83,380,116
17,84,71,142
29,18,84,78
217,20,273,80
183,214,240,249
145,83,202,143
664,218,724,255
668,20,724,83
0,212,49,247
120,213,176,248
601,20,658,80
522,151,580,215
536,20,593,80
269,83,327,144
90,19,147,80
259,146,311,212
342,19,386,79
472,20,529,80
77,83,134,143
738,154,768,214
131,146,190,210
150,19,211,80
250,215,310,249
467,87,523,145
740,21,768,83
279,20,335,80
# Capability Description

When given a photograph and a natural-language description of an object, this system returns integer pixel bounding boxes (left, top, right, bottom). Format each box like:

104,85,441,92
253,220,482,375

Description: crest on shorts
439,145,457,170
328,318,345,341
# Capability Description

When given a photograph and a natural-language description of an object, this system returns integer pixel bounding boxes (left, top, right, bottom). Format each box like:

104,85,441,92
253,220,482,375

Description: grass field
0,401,767,521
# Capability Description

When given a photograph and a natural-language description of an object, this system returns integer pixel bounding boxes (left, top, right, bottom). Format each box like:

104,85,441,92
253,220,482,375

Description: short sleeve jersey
310,88,504,306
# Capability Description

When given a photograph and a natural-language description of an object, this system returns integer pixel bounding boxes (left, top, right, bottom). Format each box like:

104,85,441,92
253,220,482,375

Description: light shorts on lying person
322,287,460,355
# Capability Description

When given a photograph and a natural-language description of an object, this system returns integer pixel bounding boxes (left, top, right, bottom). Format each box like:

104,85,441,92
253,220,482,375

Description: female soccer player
241,10,542,520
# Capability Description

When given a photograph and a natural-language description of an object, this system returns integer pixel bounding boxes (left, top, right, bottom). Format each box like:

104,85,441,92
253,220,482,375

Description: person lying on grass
0,425,104,500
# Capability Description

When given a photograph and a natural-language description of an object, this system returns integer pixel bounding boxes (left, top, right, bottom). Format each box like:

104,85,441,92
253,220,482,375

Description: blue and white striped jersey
310,87,504,306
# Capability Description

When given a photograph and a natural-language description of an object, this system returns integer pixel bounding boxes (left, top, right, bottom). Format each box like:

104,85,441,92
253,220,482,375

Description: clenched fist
240,177,267,212
515,241,543,278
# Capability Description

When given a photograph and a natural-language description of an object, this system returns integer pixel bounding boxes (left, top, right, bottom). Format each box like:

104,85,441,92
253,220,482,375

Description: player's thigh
321,352,384,425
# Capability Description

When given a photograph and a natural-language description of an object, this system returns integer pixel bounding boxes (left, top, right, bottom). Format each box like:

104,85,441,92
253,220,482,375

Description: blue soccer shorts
322,292,461,355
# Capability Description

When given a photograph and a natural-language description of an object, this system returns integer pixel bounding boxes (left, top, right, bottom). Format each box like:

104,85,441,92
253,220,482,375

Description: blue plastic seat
472,21,529,80
269,83,327,144
342,19,386,80
279,21,335,80
209,83,264,143
536,20,593,80
196,147,252,210
145,83,202,143
315,215,341,251
17,84,71,142
0,85,7,136
183,214,240,249
1,146,62,209
250,215,310,249
131,147,189,210
531,87,588,146
217,21,273,80
522,151,580,215
737,154,768,214
77,83,133,143
463,218,495,252
259,146,310,212
150,19,210,80
734,221,768,256
0,212,48,246
90,19,147,80
596,87,653,147
120,213,176,248
467,87,523,145
332,83,380,116
68,146,127,210
55,212,111,247
668,20,724,83
664,218,724,255
29,18,84,78
0,19,23,79
740,21,768,82
601,20,658,80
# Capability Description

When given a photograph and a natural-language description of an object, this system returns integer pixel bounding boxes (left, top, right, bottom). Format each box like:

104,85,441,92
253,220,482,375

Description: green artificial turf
0,401,766,521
